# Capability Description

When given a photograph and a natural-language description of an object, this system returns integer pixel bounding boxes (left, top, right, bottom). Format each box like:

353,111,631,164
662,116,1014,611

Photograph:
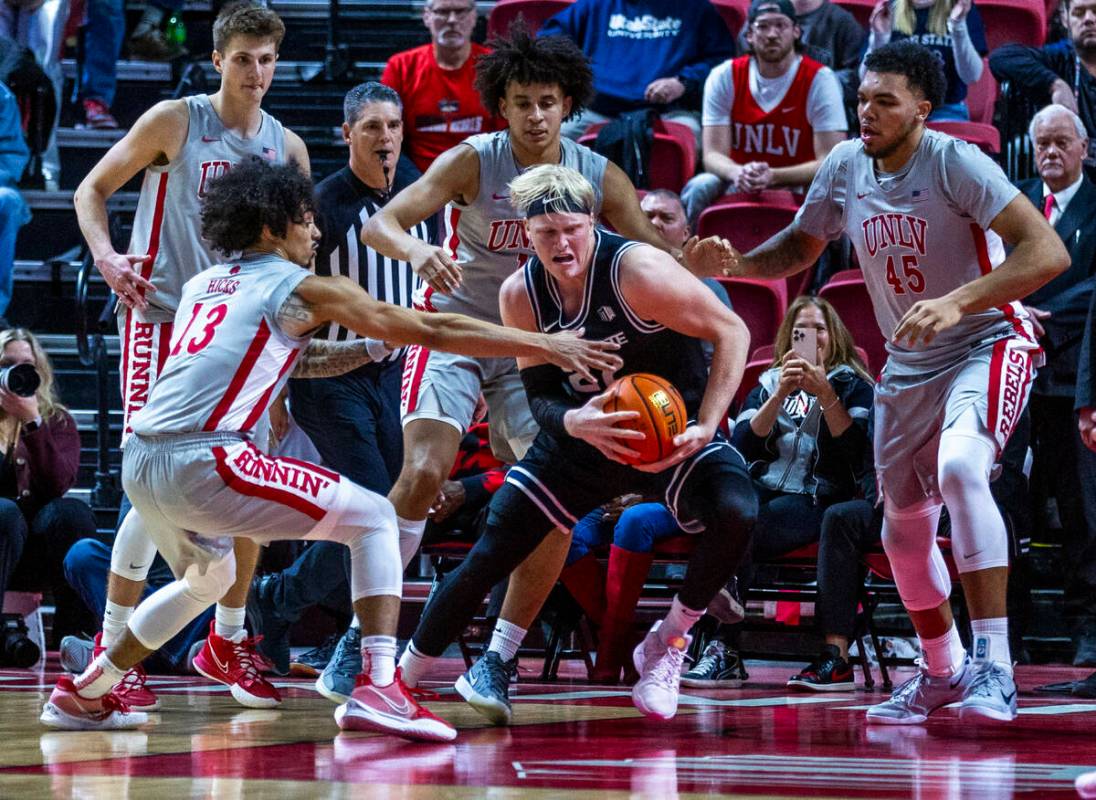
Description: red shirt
381,43,504,173
729,54,823,169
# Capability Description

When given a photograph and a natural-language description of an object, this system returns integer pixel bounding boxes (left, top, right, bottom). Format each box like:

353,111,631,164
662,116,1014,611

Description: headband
525,194,592,219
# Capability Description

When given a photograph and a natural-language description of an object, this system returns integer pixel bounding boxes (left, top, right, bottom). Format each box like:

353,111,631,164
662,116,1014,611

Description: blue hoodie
540,0,734,116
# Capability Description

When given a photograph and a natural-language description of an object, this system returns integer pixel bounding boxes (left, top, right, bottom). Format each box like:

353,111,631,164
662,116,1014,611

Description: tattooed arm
277,287,392,378
721,223,829,280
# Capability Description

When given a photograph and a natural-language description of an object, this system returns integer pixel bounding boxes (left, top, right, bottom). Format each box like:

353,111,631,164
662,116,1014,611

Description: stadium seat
717,275,788,359
965,58,997,125
817,270,885,376
697,190,800,252
579,119,697,192
977,0,1046,51
831,0,875,28
710,0,751,36
927,120,1001,154
732,355,776,412
487,0,574,38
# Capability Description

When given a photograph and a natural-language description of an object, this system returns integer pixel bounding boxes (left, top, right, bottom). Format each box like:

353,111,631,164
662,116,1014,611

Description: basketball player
362,27,733,717
70,2,309,709
40,159,619,736
709,41,1068,723
394,163,758,724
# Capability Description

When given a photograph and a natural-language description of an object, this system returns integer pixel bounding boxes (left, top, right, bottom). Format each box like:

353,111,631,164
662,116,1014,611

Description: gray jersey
131,253,310,437
796,130,1027,364
418,130,607,323
128,94,287,323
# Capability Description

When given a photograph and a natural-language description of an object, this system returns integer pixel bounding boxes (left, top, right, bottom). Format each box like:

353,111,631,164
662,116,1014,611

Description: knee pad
110,509,159,582
882,496,951,611
182,552,237,605
938,430,1009,573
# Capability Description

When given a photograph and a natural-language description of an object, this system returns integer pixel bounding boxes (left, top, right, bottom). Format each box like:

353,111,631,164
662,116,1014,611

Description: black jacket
1079,285,1096,410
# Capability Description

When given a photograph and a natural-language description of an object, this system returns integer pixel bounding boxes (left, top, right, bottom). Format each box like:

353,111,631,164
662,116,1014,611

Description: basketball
604,373,688,465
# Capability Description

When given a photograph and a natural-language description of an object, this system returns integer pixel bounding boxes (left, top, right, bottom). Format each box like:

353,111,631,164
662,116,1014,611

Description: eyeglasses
427,5,475,19
751,19,794,33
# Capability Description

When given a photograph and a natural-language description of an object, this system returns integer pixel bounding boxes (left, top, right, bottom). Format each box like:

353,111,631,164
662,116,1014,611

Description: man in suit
1019,103,1096,668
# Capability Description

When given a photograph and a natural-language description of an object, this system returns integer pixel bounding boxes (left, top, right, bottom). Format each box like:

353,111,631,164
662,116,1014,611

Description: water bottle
165,14,187,48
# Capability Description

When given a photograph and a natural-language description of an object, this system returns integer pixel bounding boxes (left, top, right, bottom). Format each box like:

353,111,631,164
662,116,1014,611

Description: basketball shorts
874,333,1037,508
122,431,385,576
495,430,751,535
117,307,174,443
400,346,537,463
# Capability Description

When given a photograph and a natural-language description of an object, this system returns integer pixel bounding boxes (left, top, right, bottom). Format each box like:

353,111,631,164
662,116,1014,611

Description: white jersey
417,130,607,324
130,253,310,437
128,94,287,323
796,130,1029,366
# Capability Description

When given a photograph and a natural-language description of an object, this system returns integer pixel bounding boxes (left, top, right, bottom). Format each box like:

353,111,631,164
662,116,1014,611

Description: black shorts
492,429,751,535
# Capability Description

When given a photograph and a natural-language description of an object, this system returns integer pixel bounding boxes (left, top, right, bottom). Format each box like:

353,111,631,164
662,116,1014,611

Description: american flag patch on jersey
261,146,277,161
911,189,928,202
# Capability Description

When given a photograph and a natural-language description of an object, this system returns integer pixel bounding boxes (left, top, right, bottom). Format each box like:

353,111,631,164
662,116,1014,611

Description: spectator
680,0,847,226
381,0,502,173
990,0,1096,174
128,1,186,61
681,296,874,688
1079,247,1096,692
0,80,27,319
0,328,98,644
1017,105,1096,665
539,0,733,143
863,0,986,120
77,0,123,128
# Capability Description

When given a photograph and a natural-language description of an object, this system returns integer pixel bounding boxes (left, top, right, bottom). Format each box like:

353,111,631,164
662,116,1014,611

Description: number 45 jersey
795,130,1034,363
130,253,311,438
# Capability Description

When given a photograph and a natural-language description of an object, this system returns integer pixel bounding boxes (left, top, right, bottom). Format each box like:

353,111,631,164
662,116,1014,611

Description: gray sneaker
866,659,973,725
454,651,517,725
59,635,95,673
958,661,1018,723
315,626,361,704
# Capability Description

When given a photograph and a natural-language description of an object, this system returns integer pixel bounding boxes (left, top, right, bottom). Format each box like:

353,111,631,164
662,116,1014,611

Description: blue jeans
566,502,683,565
0,187,29,316
928,102,970,121
79,0,124,105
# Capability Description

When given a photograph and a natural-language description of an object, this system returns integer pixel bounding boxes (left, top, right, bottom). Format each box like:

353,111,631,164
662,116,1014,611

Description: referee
253,83,436,697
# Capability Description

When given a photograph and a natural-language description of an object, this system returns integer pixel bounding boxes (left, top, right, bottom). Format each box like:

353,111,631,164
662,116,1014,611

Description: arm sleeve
520,363,578,437
806,68,849,132
701,61,735,127
947,17,985,86
793,143,851,241
938,139,1021,228
989,43,1067,98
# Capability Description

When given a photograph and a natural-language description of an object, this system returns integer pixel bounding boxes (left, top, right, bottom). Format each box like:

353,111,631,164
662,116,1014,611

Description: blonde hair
0,328,66,432
893,0,951,38
508,164,596,218
771,296,872,381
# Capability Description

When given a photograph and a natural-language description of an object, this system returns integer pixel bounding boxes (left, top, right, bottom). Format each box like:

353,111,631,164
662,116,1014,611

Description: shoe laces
230,635,265,683
691,642,725,674
967,663,1005,697
889,670,927,703
479,655,514,697
333,631,362,669
649,643,686,686
300,635,339,665
118,664,149,693
102,691,133,714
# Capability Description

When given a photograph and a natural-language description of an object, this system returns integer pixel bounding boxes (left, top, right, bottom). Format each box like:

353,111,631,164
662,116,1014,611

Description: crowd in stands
5,0,1096,705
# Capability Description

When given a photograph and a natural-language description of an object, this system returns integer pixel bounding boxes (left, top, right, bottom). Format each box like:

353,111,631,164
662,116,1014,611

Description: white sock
362,634,397,686
920,623,967,677
487,619,526,662
101,601,133,648
398,516,427,569
214,604,246,639
971,617,1012,673
349,616,360,630
659,595,703,647
397,641,436,688
74,653,126,699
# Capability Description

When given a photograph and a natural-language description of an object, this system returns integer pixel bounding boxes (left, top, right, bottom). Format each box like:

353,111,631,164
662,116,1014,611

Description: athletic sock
971,617,1012,674
74,653,126,699
487,619,526,662
659,595,703,648
101,601,133,648
397,516,427,569
214,605,246,639
361,635,397,686
920,623,967,677
349,616,360,630
398,641,436,688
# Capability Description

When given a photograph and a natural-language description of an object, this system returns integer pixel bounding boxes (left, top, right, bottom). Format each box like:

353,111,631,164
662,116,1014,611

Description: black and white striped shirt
313,160,436,359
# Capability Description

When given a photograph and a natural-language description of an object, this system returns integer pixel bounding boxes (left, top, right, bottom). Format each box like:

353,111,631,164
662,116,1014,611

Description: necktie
1044,194,1055,221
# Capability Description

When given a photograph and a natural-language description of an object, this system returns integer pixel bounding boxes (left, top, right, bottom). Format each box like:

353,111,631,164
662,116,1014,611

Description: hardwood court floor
2,660,1096,798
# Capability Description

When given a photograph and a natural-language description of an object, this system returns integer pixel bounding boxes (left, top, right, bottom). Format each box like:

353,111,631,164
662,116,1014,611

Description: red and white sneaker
91,633,160,712
40,676,149,731
334,669,457,742
192,622,282,708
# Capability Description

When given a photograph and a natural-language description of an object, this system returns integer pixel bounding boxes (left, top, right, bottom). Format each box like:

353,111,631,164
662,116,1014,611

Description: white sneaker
631,621,691,721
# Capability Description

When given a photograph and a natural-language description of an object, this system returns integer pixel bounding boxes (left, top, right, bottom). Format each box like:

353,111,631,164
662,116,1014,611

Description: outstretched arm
291,339,378,378
705,221,829,280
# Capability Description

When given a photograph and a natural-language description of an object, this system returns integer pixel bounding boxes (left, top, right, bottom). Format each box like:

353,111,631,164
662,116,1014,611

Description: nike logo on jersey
364,684,412,715
491,192,509,201
857,191,870,199
201,135,220,143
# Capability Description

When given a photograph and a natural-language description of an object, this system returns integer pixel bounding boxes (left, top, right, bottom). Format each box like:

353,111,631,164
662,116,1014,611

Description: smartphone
791,326,817,365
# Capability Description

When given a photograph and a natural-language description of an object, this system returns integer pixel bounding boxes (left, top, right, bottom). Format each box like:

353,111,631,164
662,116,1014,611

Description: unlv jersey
730,54,823,169
522,230,709,416
421,130,607,324
130,253,310,437
128,94,287,323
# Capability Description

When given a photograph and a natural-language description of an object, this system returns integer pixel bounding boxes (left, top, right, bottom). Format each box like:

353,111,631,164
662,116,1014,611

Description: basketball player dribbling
71,2,310,709
706,41,1068,724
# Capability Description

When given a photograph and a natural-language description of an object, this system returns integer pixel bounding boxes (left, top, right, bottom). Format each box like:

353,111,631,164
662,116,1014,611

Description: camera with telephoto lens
0,363,40,397
0,613,40,668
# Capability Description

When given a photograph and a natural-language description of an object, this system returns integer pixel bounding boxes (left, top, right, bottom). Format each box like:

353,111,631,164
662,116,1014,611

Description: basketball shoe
40,677,148,731
787,645,855,691
454,651,517,725
316,626,361,704
680,639,748,688
335,669,457,742
291,634,339,677
192,622,282,708
866,658,973,724
958,661,1018,723
68,633,161,712
632,620,691,720
1077,769,1096,798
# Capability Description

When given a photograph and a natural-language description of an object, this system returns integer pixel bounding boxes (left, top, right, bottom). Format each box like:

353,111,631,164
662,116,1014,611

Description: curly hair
863,41,946,110
474,21,593,122
200,159,314,256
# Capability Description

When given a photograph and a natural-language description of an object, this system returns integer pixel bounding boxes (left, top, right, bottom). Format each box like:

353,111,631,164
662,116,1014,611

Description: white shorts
874,333,1037,508
122,431,382,576
117,307,174,443
400,345,537,463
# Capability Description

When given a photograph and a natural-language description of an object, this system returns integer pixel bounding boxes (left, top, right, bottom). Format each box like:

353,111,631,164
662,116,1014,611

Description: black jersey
522,230,709,416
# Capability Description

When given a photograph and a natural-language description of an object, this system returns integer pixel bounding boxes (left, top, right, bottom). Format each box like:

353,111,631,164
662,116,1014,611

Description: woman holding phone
681,296,875,689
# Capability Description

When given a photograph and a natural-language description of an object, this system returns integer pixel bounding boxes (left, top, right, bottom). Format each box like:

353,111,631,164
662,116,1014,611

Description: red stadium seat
487,0,574,38
579,119,697,192
732,356,773,412
717,275,787,366
751,343,776,362
977,0,1046,50
965,58,997,125
831,0,875,28
698,191,803,296
710,0,751,36
926,120,1001,154
818,270,886,377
